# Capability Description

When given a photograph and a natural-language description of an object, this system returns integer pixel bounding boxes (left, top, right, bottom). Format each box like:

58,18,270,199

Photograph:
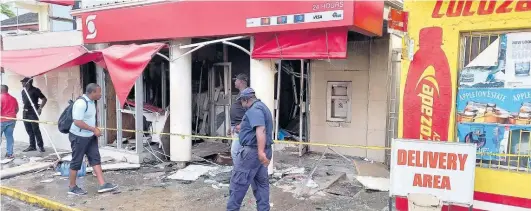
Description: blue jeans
227,146,272,211
231,126,242,164
1,121,16,156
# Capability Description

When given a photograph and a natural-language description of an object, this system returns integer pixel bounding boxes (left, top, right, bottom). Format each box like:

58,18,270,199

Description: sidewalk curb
0,186,81,211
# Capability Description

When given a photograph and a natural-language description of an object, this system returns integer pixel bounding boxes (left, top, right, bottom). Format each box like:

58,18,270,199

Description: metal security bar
459,31,531,173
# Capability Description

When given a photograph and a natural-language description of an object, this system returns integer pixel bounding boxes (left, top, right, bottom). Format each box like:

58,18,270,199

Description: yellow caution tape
1,116,530,158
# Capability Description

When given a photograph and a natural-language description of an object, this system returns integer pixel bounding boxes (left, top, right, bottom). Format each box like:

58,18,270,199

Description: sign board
390,139,477,206
388,8,408,32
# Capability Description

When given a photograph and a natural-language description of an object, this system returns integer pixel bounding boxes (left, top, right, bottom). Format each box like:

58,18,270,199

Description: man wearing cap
20,77,47,152
228,73,248,164
227,87,274,211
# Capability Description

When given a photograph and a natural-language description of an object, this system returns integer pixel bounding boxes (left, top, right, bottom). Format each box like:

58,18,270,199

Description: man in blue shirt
68,83,117,195
227,88,274,211
228,73,249,164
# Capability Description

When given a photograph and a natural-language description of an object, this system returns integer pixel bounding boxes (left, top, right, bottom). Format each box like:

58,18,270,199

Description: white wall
2,30,83,50
3,68,82,150
309,38,391,162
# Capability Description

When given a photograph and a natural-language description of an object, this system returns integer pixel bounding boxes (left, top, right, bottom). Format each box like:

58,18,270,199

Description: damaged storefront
2,1,396,170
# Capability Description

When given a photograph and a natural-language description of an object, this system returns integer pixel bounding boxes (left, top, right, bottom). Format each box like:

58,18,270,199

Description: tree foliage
1,3,16,18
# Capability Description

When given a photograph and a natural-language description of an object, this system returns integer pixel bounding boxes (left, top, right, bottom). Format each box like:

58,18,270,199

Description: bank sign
78,1,383,43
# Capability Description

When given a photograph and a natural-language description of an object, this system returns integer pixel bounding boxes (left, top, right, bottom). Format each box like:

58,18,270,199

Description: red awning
94,43,166,107
1,43,165,107
252,27,348,59
0,45,100,77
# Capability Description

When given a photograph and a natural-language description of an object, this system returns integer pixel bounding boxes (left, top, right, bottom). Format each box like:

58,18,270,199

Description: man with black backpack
65,83,117,195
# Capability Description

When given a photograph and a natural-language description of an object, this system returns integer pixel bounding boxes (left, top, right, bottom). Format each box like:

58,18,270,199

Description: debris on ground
87,163,141,172
283,167,305,175
1,158,14,164
191,141,230,162
355,176,390,191
40,179,54,183
167,165,218,181
0,161,54,179
352,159,390,191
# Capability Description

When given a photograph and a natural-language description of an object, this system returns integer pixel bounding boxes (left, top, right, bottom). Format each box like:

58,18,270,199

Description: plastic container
57,160,87,177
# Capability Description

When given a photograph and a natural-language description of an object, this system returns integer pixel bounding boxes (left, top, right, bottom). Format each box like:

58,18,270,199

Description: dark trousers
69,133,101,170
23,110,44,149
227,146,272,211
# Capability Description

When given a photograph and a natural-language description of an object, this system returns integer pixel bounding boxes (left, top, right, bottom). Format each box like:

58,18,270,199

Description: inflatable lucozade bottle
402,27,452,141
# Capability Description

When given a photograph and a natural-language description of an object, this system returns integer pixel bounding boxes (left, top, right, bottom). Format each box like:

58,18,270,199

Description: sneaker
68,185,88,196
5,154,14,159
98,183,118,193
22,147,37,152
38,148,45,153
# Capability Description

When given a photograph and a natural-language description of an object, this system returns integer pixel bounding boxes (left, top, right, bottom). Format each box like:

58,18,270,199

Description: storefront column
169,39,192,162
250,38,276,174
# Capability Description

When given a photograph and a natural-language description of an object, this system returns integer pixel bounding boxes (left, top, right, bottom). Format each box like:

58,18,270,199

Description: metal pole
299,59,304,156
22,86,60,160
116,97,123,150
134,76,144,155
388,197,393,211
161,62,167,109
305,61,311,146
274,60,282,140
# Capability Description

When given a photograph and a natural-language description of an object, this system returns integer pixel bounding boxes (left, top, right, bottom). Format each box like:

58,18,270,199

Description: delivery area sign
389,139,477,206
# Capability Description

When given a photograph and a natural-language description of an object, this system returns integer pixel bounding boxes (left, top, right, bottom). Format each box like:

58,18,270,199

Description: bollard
407,193,442,211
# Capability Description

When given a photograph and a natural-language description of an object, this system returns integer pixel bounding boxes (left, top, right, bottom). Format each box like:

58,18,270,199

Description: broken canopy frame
0,43,167,108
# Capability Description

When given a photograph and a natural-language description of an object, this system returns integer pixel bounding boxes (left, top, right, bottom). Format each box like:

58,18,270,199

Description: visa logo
313,15,322,19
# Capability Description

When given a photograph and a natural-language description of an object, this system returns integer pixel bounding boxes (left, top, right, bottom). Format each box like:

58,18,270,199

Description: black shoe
23,147,37,152
39,148,45,153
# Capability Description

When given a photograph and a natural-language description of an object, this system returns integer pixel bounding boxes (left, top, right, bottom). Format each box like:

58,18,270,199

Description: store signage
432,0,531,18
388,8,408,32
390,139,476,206
312,1,344,11
246,10,343,28
85,15,97,39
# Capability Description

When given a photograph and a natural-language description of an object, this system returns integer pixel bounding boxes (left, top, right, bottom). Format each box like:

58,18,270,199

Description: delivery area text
396,150,469,190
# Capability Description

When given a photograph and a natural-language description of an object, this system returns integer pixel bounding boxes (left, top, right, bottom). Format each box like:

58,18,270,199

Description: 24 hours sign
389,139,476,206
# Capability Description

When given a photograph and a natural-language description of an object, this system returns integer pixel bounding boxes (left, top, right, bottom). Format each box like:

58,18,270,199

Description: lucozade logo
416,67,441,140
86,15,97,39
402,27,452,142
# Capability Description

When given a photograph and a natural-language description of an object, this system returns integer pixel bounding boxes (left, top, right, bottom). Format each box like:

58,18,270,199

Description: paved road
1,196,45,211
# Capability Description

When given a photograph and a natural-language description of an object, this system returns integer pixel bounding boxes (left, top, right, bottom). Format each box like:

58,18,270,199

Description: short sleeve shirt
238,100,274,147
69,95,97,137
21,87,45,109
230,100,246,126
0,93,19,122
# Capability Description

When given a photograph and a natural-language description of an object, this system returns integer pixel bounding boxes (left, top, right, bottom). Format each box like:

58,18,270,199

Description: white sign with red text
390,139,476,206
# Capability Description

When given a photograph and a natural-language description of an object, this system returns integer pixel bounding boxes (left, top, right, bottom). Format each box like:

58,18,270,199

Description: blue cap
237,87,255,101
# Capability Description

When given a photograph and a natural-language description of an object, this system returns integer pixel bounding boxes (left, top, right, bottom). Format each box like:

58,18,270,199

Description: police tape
1,116,530,158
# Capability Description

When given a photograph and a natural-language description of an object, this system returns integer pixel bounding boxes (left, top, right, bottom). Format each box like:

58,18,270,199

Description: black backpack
58,97,88,134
